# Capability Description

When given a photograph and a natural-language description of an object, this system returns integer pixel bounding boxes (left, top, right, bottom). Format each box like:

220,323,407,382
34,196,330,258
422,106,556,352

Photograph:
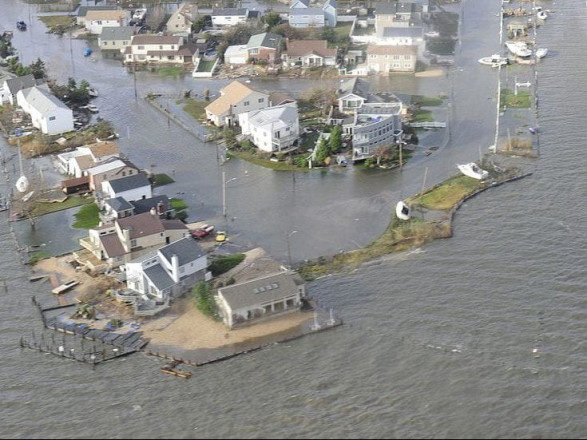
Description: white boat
424,31,440,38
15,175,28,193
457,162,489,180
133,8,147,21
505,41,532,58
478,54,509,67
84,104,99,113
537,10,549,20
395,201,411,220
88,88,98,97
535,48,548,59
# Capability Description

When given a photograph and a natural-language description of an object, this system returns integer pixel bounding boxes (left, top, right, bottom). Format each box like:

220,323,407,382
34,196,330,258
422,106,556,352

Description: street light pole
286,230,298,269
222,171,237,218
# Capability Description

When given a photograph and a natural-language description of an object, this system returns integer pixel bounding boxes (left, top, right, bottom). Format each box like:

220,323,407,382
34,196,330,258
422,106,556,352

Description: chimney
157,201,164,214
150,207,157,216
171,254,179,282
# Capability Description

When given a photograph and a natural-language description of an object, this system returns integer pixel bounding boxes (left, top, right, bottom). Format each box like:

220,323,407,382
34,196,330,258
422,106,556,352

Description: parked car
215,231,227,243
191,224,214,239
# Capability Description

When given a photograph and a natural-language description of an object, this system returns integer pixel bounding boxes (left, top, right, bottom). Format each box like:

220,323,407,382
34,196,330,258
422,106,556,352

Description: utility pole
222,171,237,218
286,230,297,269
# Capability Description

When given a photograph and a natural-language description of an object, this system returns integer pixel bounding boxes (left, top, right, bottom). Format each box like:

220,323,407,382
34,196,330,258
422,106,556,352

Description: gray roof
5,74,38,95
290,7,324,16
21,86,70,114
375,1,420,15
158,237,204,267
381,26,423,38
219,272,303,310
107,172,151,193
247,32,282,50
130,195,170,215
212,8,248,16
99,26,136,41
291,0,310,7
144,263,175,291
338,77,370,99
105,196,134,212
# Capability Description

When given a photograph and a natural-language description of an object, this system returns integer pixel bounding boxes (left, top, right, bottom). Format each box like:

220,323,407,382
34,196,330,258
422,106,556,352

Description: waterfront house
288,0,337,28
0,74,39,106
337,77,369,113
224,44,249,64
130,195,172,216
86,157,140,191
217,271,306,329
15,86,74,135
366,45,417,73
84,9,131,35
246,32,283,64
76,5,120,26
78,211,188,269
57,142,121,177
100,172,152,203
98,26,137,53
239,102,300,153
103,196,135,220
122,35,199,66
205,80,270,127
211,8,249,27
125,237,208,300
166,2,198,37
281,39,337,68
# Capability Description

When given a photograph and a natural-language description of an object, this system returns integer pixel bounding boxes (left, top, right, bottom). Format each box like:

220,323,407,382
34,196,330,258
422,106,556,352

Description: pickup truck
190,224,214,239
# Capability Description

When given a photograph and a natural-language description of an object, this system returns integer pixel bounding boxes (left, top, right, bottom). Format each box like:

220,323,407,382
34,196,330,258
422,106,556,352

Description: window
159,45,163,49
250,48,259,55
131,239,137,248
48,116,56,121
138,45,144,50
244,101,250,106
171,45,175,49
258,98,264,103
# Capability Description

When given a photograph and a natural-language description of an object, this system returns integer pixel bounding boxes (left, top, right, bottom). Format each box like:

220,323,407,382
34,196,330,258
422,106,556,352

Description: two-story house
57,142,121,177
288,0,337,28
205,80,270,127
246,32,283,64
98,26,137,54
100,172,152,203
337,77,370,113
125,237,207,300
84,9,131,35
239,102,300,153
166,2,198,37
0,74,39,106
366,45,417,73
16,86,74,135
122,35,198,66
281,39,337,68
211,8,249,27
86,157,141,191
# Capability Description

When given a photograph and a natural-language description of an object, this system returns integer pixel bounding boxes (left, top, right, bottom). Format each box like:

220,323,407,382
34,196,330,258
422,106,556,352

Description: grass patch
38,15,76,29
72,203,100,229
411,109,434,123
195,60,216,72
209,253,246,277
181,98,208,121
412,95,444,106
28,250,51,265
501,89,531,108
30,196,93,217
170,198,188,211
158,66,184,77
408,174,482,211
153,173,175,187
228,150,312,172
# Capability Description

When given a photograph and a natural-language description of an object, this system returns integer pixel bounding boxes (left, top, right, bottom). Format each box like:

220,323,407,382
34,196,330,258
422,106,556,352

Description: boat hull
457,163,489,180
396,201,411,220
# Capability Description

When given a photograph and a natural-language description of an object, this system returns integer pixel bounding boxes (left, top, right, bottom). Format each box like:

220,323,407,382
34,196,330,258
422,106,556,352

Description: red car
191,225,214,239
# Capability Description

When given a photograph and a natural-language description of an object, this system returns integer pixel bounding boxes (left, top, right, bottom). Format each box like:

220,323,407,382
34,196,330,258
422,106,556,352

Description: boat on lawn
478,54,510,67
505,41,532,58
395,201,411,220
535,48,548,59
457,162,489,180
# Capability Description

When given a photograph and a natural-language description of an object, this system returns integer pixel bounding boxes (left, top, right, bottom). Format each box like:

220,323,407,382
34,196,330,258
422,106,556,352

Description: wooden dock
52,280,80,295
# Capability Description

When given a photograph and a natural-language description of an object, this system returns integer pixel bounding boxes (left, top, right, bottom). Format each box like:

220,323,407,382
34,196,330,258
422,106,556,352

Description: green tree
193,281,217,318
223,126,238,149
29,58,47,80
329,125,342,153
263,11,282,29
314,137,329,165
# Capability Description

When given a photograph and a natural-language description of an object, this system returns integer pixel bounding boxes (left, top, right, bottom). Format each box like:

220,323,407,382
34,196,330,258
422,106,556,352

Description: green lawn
170,198,188,211
153,173,175,187
500,89,531,108
181,98,208,121
31,196,93,217
72,203,100,229
158,66,184,77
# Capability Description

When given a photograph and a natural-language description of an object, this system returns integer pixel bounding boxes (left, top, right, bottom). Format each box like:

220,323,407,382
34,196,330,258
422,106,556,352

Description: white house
288,0,337,28
125,237,208,300
166,2,198,37
217,271,306,329
224,44,249,64
337,77,370,113
0,74,39,106
205,80,270,127
122,34,198,66
16,86,74,135
98,26,137,52
84,9,131,35
239,102,300,153
57,141,121,177
211,8,249,27
76,5,120,26
100,172,152,202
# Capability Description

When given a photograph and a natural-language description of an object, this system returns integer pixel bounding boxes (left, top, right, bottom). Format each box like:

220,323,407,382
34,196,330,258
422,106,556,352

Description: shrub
208,253,245,277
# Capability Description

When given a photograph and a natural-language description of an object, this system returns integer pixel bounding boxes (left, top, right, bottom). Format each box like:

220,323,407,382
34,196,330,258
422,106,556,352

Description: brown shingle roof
285,40,336,58
100,233,126,258
73,155,94,171
205,80,262,117
117,212,165,239
86,141,120,159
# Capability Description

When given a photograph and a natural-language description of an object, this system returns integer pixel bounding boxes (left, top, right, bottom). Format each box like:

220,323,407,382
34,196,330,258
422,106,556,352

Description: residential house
98,26,137,53
86,157,140,191
375,26,424,49
246,32,283,64
239,102,300,153
15,86,74,135
281,39,337,68
125,237,207,300
375,1,425,35
366,45,417,73
166,2,198,37
130,195,173,218
205,80,270,127
57,141,121,178
76,5,120,26
217,271,306,329
103,196,135,220
122,35,199,66
100,172,152,202
224,44,249,64
288,0,337,28
61,176,90,195
211,8,248,27
79,211,188,269
84,9,131,35
0,74,39,106
337,77,370,113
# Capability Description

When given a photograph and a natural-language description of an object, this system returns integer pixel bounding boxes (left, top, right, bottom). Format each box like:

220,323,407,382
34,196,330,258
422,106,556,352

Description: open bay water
1,0,587,438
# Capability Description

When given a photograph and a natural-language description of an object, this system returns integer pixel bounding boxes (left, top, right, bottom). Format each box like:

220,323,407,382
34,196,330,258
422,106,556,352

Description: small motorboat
535,48,548,59
83,104,99,113
505,41,532,58
478,54,509,67
537,10,549,20
396,201,411,220
457,162,489,180
87,88,98,97
83,48,93,57
424,31,440,39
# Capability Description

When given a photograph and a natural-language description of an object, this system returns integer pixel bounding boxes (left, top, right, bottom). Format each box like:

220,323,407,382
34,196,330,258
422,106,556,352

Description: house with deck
281,39,337,68
56,141,121,177
205,80,270,127
98,26,137,53
217,271,306,329
239,102,300,153
125,237,208,300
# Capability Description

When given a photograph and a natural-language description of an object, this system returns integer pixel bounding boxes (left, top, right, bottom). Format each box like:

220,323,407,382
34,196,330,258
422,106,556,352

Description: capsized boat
505,41,532,58
457,162,489,180
396,201,411,220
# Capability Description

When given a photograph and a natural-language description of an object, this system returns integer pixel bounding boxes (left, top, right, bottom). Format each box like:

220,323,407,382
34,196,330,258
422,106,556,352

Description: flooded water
2,0,587,438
